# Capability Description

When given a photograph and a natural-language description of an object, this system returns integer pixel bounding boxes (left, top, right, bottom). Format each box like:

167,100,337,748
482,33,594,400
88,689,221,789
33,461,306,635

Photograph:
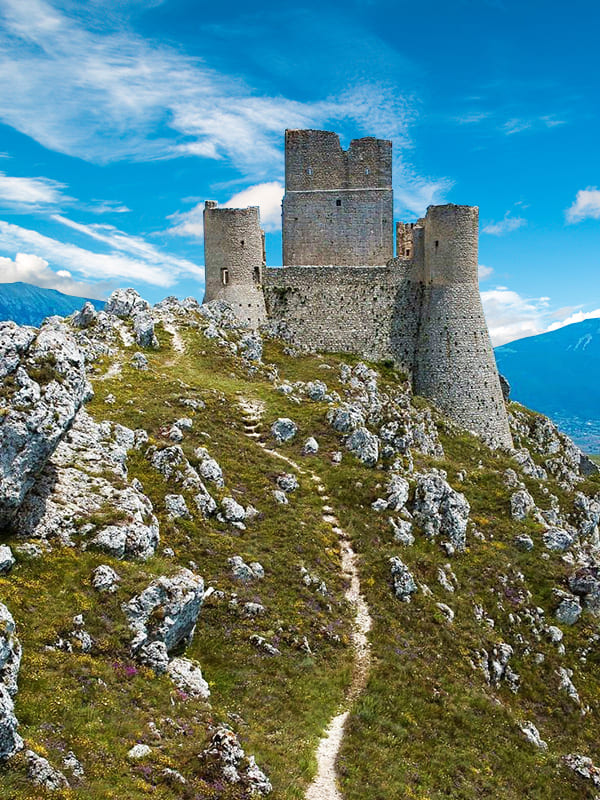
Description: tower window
253,266,260,284
240,239,245,246
365,167,370,175
221,268,229,286
307,167,313,175
435,240,439,248
336,198,342,207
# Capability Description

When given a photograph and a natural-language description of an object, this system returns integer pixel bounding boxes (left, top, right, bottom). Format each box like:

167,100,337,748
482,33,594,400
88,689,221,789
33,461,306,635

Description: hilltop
0,282,105,328
1,290,600,799
495,318,600,454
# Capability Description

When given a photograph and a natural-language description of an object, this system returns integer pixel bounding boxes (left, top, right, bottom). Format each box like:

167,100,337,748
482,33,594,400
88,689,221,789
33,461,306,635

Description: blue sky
0,0,598,345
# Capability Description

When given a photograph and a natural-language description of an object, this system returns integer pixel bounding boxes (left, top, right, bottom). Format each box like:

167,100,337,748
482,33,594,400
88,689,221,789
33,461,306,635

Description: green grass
1,314,599,798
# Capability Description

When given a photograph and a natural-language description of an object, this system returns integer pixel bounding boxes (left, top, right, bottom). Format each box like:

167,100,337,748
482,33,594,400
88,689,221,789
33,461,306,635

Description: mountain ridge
0,281,105,327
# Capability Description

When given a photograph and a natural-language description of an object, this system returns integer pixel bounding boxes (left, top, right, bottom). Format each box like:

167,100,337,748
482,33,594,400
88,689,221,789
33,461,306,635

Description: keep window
221,268,229,286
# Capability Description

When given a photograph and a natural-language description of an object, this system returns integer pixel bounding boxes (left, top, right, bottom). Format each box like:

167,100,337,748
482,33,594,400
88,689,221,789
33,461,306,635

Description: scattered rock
229,556,264,583
510,489,536,521
105,288,151,319
194,447,224,488
167,657,210,698
0,685,22,760
543,528,574,552
277,473,299,493
25,750,69,790
555,594,582,626
519,721,547,750
563,753,600,788
302,437,319,455
123,569,204,668
201,726,272,794
165,494,191,520
0,545,15,574
390,556,417,602
271,418,298,443
412,471,470,552
91,564,121,593
131,351,149,370
128,744,152,760
345,426,379,467
514,534,534,552
250,634,280,656
389,517,414,546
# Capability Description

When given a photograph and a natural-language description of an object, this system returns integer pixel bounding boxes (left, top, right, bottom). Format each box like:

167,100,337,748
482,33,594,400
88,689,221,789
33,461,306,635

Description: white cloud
482,286,550,346
0,0,426,190
0,171,69,207
478,264,493,280
225,182,284,232
0,251,112,298
394,176,453,219
546,308,600,333
502,118,533,136
0,218,203,286
482,211,526,236
565,187,600,223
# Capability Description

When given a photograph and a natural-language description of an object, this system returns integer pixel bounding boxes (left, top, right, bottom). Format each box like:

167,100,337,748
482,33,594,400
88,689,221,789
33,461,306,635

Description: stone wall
264,265,404,366
203,202,267,328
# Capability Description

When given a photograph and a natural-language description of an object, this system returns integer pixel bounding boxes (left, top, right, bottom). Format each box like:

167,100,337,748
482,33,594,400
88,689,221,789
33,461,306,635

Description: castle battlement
202,130,512,449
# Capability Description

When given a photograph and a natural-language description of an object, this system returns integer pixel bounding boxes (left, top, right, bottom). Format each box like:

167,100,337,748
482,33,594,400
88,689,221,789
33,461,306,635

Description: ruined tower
282,130,393,266
202,201,267,328
412,205,513,448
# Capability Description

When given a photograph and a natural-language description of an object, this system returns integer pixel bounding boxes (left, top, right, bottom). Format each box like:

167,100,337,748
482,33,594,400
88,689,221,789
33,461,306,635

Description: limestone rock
194,447,224,488
91,564,120,593
0,545,15,574
72,301,97,328
563,753,600,788
389,517,415,546
229,556,264,583
104,288,151,319
133,311,158,348
239,332,263,362
390,556,417,602
519,721,547,750
412,471,470,552
542,528,574,552
386,474,410,511
0,685,22,760
345,426,379,467
271,418,298,443
123,569,204,664
128,744,152,760
569,567,600,615
147,445,216,517
131,351,149,370
306,380,328,401
201,726,272,794
514,534,534,552
277,473,299,493
165,494,191,520
220,497,246,526
327,403,365,433
0,319,91,526
25,750,69,790
167,657,210,698
510,489,536,521
302,437,319,455
0,604,21,698
555,594,582,625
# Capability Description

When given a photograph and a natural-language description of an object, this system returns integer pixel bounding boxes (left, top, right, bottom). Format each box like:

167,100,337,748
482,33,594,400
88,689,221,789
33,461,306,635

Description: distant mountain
495,317,600,453
0,282,105,327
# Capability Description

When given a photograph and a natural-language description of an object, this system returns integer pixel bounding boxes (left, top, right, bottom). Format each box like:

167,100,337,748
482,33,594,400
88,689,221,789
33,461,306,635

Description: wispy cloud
565,187,600,223
483,286,551,345
478,264,493,280
0,0,429,194
455,111,491,125
0,217,203,286
501,115,566,136
0,171,70,208
482,211,526,236
0,251,113,298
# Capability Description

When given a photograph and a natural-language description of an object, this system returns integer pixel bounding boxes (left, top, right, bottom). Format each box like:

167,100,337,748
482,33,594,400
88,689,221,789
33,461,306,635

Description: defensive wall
202,129,513,449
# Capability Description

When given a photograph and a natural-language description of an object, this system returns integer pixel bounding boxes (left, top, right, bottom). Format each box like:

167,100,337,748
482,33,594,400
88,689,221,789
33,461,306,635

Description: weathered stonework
203,129,513,449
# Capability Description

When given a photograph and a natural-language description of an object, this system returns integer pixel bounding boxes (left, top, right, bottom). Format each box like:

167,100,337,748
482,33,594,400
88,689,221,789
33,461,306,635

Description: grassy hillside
1,304,600,798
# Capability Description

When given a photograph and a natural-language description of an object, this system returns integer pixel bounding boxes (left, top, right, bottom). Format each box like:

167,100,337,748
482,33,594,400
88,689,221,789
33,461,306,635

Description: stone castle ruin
203,129,512,449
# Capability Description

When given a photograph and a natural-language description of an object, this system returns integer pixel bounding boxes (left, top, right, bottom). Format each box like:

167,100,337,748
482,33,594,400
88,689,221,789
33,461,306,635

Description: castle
202,129,513,449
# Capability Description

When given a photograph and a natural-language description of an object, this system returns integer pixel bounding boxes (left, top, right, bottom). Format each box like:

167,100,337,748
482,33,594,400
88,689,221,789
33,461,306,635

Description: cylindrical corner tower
203,201,267,328
413,204,513,448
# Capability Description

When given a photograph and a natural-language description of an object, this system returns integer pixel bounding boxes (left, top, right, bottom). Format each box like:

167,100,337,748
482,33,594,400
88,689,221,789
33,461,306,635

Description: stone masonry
202,129,513,449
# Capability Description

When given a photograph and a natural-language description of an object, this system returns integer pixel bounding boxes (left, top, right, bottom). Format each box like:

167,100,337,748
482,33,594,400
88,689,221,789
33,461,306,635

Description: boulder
271,418,298,443
91,565,120,593
239,332,263,362
345,426,379,467
104,288,151,319
133,311,158,348
327,403,365,433
302,437,319,455
229,556,264,583
510,489,536,521
0,685,22,761
201,727,272,794
25,750,69,790
412,472,470,552
167,657,210,698
542,528,574,552
277,473,299,493
0,545,15,574
165,494,191,520
390,556,417,602
123,569,204,663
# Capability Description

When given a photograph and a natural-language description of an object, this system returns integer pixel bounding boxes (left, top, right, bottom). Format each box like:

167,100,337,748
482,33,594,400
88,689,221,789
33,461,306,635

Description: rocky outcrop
0,319,92,526
412,471,470,553
16,410,159,559
0,603,23,761
201,727,272,795
123,569,204,672
147,445,216,517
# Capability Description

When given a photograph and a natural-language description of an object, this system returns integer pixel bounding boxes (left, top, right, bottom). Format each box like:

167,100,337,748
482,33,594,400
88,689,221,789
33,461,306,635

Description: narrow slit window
336,198,342,207
435,240,439,248
253,266,260,284
221,267,229,286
